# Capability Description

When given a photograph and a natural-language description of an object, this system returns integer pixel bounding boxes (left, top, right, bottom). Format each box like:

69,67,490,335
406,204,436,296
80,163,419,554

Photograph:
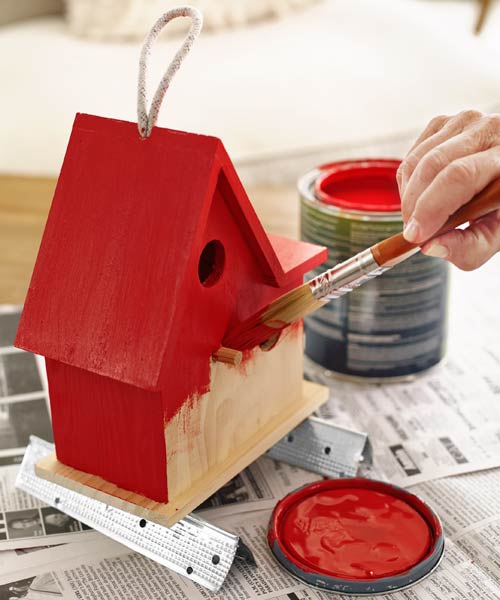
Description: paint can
299,159,449,382
268,478,444,595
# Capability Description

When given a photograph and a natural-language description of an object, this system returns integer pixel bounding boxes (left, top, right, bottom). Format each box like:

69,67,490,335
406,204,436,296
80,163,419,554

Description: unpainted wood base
166,325,305,500
35,379,328,527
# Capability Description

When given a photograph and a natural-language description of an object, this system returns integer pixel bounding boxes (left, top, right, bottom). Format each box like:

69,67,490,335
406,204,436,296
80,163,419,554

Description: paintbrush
224,177,500,351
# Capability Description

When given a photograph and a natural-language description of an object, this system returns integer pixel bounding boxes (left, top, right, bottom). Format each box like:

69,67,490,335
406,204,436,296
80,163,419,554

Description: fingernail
423,242,449,259
403,217,420,242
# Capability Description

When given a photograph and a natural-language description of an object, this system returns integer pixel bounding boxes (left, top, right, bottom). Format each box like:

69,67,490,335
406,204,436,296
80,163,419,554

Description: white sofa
1,0,499,184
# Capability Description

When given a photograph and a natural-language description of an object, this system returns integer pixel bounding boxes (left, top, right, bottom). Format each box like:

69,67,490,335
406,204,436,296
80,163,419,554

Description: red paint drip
270,479,441,581
315,160,401,213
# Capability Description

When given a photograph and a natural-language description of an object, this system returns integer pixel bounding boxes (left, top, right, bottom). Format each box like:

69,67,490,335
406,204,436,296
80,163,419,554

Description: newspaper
0,540,124,578
3,463,500,599
197,455,320,516
1,257,500,597
314,359,500,487
0,306,99,550
312,257,500,488
412,468,500,581
2,501,500,600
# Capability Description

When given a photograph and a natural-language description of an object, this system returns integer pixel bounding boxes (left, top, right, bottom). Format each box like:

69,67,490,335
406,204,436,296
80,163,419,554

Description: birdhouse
15,113,328,525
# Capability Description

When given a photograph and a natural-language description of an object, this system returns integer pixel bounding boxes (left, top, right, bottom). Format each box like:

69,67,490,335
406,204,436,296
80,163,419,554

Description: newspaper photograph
0,537,129,586
0,306,99,550
0,306,21,351
0,545,54,576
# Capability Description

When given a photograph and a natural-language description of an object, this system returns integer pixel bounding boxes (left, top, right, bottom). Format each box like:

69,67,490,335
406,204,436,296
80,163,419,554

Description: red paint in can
315,160,401,213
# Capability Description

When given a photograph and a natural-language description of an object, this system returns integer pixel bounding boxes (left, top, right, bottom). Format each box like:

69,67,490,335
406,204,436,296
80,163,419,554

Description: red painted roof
16,114,326,390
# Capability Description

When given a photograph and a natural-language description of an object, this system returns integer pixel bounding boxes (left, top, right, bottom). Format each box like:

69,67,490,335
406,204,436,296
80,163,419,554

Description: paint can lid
268,478,444,595
315,159,402,213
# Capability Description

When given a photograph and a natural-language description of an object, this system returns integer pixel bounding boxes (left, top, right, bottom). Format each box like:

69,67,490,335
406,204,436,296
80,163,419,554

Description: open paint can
299,159,449,382
268,478,444,595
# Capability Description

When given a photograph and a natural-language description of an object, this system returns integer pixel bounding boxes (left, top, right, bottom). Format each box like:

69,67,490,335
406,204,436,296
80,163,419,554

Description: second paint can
299,159,449,382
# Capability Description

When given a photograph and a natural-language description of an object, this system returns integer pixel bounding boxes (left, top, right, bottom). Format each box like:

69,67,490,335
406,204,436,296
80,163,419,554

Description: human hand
397,110,500,270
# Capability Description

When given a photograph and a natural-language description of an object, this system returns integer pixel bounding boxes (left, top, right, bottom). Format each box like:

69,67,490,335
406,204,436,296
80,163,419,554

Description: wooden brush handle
372,177,500,266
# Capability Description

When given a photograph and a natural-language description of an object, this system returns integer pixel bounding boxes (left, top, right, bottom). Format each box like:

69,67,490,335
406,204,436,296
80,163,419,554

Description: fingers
398,110,500,270
403,146,500,244
422,209,500,270
397,110,484,202
401,120,493,223
399,110,488,222
396,114,449,191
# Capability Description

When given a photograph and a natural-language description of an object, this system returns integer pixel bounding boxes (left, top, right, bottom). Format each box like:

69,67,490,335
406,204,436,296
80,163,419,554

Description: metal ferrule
310,249,389,300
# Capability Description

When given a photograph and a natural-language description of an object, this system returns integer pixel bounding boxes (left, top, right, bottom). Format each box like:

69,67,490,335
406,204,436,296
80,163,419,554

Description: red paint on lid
270,478,441,581
315,159,402,213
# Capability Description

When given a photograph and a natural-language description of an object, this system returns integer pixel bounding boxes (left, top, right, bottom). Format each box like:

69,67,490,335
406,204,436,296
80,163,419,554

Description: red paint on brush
223,302,305,352
315,160,401,213
223,320,286,352
269,479,441,580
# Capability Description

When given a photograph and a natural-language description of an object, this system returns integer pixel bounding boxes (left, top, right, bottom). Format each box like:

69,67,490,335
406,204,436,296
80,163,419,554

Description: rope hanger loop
137,6,203,138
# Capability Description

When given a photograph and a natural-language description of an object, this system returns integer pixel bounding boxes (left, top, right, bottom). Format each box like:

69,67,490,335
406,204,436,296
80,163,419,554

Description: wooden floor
0,175,298,304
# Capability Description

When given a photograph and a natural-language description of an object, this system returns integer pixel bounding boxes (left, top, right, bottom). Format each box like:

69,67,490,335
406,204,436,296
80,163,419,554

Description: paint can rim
268,478,445,595
298,159,403,221
314,158,402,213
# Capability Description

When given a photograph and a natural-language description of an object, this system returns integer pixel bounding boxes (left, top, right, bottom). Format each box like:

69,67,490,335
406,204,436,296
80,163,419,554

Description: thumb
421,209,500,271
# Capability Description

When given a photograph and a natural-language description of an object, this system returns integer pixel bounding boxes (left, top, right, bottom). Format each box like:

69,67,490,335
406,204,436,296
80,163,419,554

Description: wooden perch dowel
213,346,243,366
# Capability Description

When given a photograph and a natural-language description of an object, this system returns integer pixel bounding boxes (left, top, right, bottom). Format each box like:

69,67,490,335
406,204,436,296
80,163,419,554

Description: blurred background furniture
1,0,500,185
477,0,493,32
0,0,61,26
64,0,322,39
1,0,500,303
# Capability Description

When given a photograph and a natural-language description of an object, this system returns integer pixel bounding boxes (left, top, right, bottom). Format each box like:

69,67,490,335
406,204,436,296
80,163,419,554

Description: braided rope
137,6,203,138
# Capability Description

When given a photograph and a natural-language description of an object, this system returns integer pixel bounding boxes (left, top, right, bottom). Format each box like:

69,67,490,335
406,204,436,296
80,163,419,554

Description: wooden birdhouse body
16,114,328,523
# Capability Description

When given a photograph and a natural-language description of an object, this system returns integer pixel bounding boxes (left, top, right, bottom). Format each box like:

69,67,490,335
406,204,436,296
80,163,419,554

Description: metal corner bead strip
267,417,372,478
17,420,370,591
16,436,239,593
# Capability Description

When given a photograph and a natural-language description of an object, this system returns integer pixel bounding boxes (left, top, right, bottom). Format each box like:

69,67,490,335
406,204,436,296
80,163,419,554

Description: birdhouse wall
158,172,307,422
164,322,304,502
45,358,168,502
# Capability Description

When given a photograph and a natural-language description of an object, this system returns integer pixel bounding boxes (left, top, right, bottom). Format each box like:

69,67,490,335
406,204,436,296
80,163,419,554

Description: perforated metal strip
267,417,371,478
16,436,239,592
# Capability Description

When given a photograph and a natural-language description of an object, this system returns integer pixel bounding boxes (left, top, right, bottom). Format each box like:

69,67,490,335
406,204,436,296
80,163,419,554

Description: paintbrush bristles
261,285,324,325
225,250,383,350
223,284,325,351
